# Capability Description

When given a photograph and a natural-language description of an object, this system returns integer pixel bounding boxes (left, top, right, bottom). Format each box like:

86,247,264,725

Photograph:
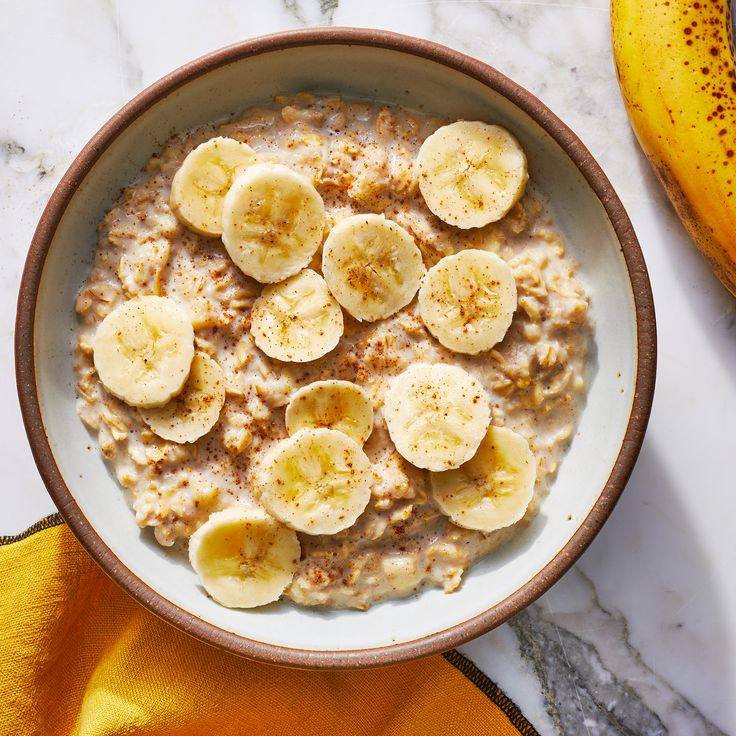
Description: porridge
74,93,591,610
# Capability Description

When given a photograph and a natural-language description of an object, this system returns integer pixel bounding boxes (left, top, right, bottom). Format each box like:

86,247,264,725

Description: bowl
15,28,656,668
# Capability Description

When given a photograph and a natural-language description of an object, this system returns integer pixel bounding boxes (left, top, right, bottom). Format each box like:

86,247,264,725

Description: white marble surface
2,1,735,733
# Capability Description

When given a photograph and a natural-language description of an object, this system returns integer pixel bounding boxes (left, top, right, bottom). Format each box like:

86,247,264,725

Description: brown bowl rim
15,27,656,669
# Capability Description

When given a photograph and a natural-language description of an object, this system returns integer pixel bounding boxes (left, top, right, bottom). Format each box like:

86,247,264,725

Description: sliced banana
140,353,226,443
431,425,536,532
285,380,374,445
417,121,528,229
259,428,372,535
419,249,517,354
321,214,425,322
188,505,300,609
221,163,325,283
93,296,194,408
250,269,343,362
170,137,257,236
383,363,491,472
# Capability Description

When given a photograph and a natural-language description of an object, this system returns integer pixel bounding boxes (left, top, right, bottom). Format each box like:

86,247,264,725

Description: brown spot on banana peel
650,156,736,294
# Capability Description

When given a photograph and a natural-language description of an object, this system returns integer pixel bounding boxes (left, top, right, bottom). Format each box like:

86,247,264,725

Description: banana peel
611,0,736,295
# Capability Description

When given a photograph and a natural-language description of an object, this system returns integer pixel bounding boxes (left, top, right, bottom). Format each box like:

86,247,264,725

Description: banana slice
93,296,194,408
285,380,374,445
383,363,490,472
321,214,425,322
170,137,257,236
189,505,300,609
250,269,343,362
140,353,226,443
419,249,517,354
259,428,372,535
221,163,325,283
431,425,536,532
417,121,528,229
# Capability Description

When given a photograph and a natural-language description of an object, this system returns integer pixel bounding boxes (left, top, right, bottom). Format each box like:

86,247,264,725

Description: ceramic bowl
15,28,656,668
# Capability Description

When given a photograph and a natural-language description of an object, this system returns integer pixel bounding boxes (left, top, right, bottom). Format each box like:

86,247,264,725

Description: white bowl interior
34,44,637,651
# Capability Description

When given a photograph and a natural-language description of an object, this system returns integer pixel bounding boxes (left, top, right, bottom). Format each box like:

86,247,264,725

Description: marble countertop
2,1,734,733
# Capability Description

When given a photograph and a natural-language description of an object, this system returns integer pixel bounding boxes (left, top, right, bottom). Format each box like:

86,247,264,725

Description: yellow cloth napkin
0,515,537,736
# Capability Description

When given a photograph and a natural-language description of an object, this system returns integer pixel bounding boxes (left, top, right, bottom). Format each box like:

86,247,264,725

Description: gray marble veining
511,570,726,735
102,0,144,90
283,0,339,25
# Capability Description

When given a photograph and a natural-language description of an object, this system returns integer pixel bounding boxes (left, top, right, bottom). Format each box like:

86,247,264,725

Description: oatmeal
74,93,591,610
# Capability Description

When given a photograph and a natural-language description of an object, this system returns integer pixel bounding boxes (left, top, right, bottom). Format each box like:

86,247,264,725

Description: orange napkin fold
0,515,537,736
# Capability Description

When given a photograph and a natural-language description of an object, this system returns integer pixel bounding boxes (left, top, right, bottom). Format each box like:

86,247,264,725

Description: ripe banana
93,296,194,408
417,121,528,229
140,352,226,443
611,0,736,294
170,137,256,236
285,380,374,445
419,249,517,354
189,505,300,609
250,269,344,363
431,425,536,533
321,213,425,322
383,363,491,472
222,163,325,284
259,427,372,535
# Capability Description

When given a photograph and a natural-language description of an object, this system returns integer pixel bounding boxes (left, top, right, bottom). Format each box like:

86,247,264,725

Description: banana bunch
611,0,736,295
